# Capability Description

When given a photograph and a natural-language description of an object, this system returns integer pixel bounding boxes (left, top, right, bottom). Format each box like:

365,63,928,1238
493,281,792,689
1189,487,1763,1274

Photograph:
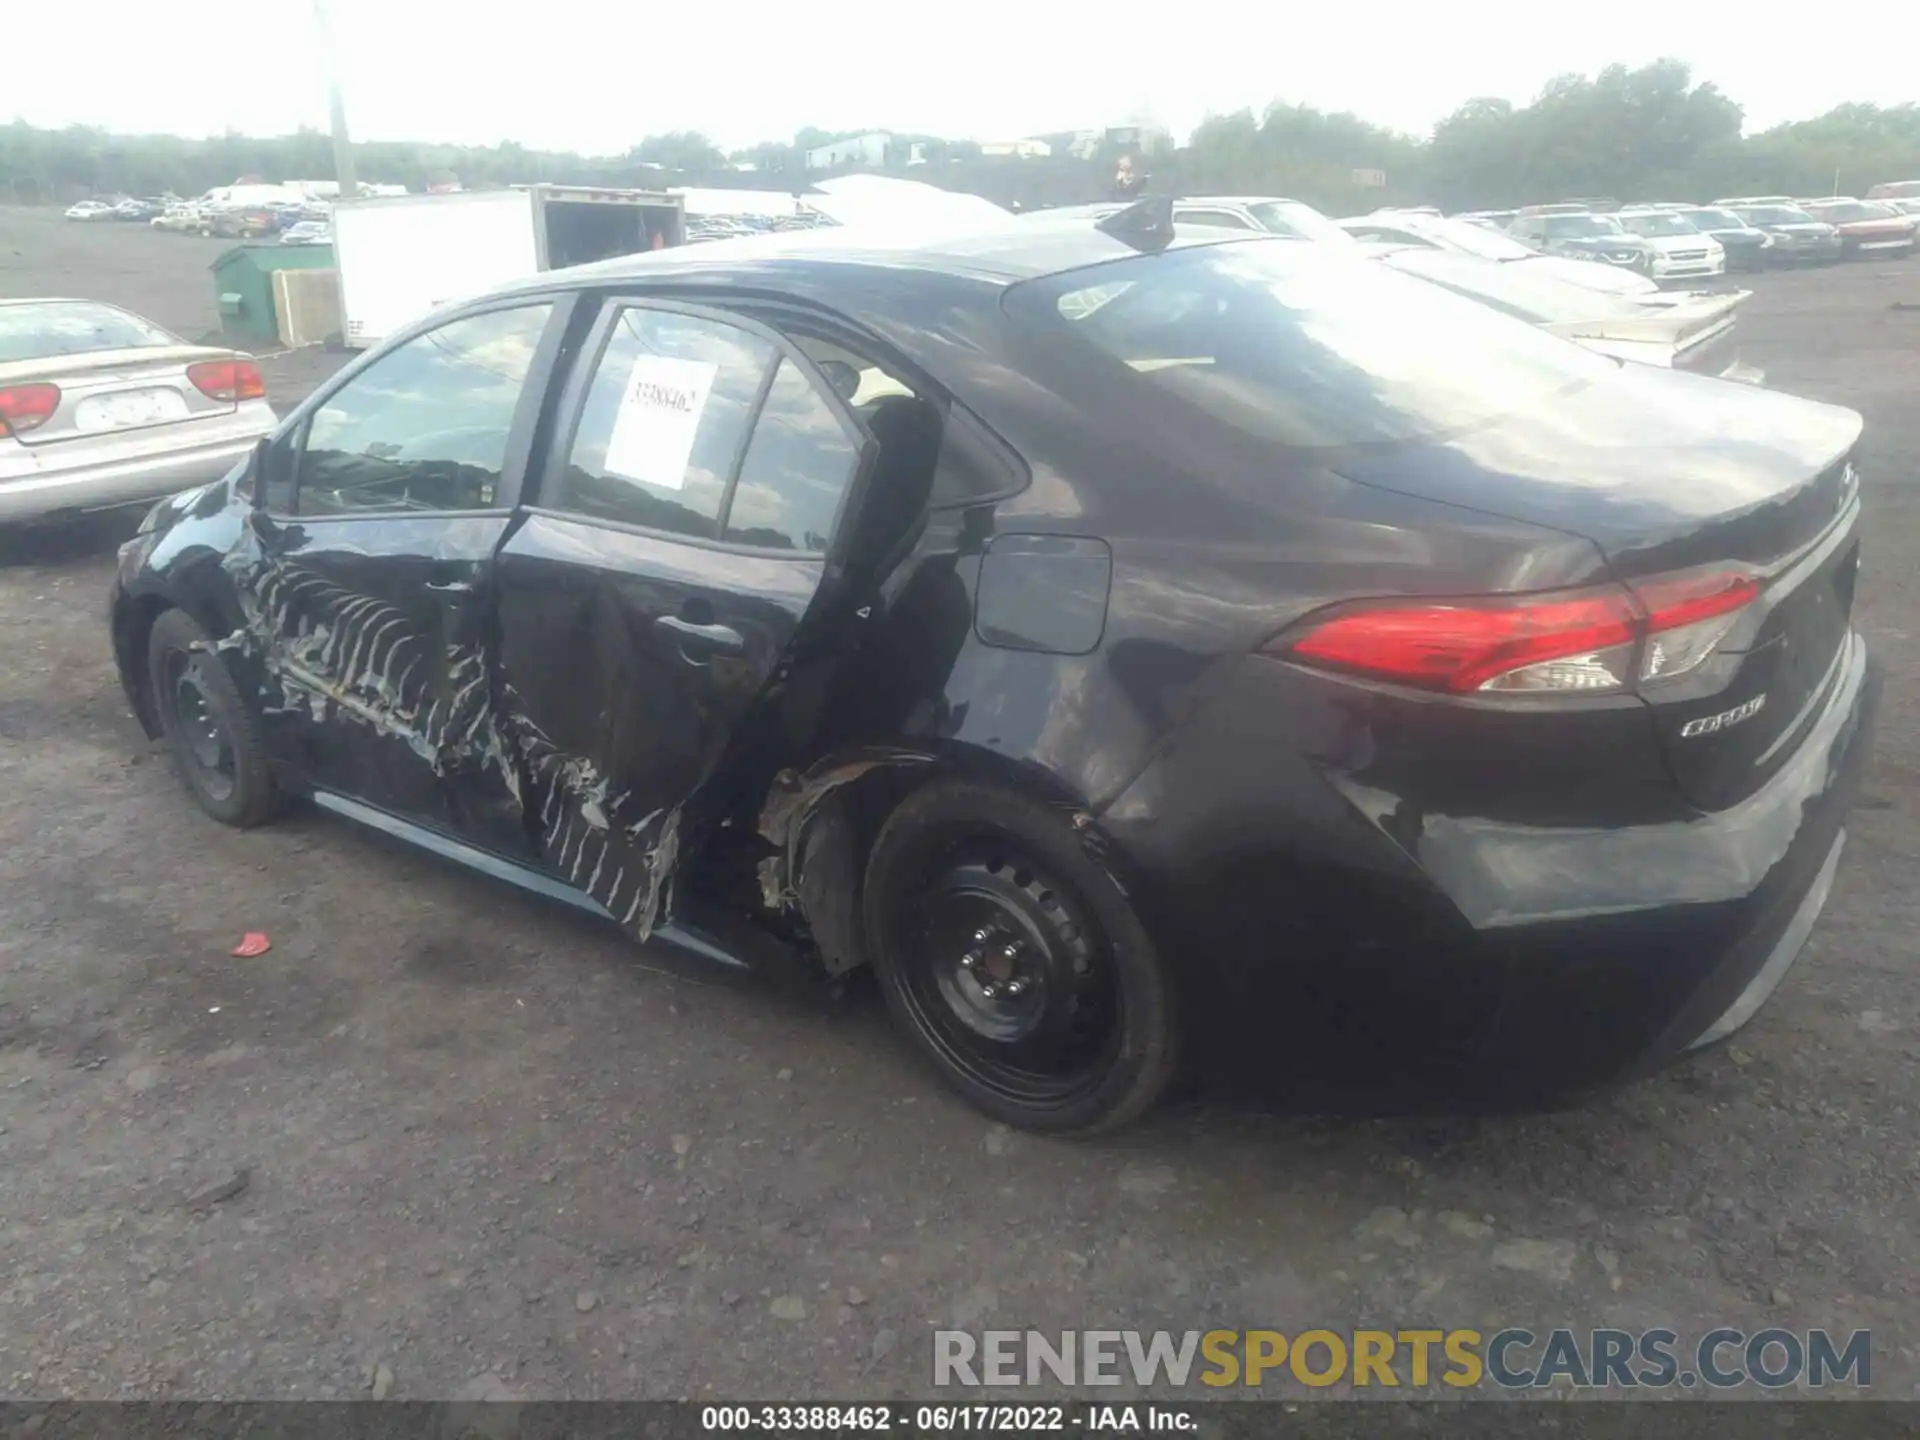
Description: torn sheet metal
222,550,685,942
754,746,935,915
509,691,683,940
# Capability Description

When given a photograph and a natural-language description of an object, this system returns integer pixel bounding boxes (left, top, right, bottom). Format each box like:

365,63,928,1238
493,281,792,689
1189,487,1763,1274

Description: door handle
655,614,746,657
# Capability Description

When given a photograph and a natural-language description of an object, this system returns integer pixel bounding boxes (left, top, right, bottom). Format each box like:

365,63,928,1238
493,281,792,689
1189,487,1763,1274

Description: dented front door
230,301,560,840
237,511,512,831
485,299,872,937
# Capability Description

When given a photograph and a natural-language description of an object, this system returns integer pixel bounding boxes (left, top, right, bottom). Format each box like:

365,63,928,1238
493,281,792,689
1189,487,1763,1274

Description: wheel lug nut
1004,979,1026,997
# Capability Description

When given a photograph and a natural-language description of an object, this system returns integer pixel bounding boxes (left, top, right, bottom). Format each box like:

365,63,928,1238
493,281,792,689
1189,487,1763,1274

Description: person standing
1110,152,1148,202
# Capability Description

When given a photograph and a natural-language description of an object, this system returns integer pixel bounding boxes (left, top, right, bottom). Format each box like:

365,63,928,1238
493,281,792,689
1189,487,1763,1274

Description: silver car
1375,247,1762,384
1339,210,1662,295
0,299,277,523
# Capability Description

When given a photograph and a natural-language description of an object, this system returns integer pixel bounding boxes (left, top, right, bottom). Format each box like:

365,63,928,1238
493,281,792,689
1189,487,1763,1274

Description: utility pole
311,0,358,197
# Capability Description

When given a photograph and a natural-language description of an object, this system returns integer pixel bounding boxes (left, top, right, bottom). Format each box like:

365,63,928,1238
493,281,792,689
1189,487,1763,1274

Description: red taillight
186,359,266,403
0,383,61,438
1629,568,1761,683
1278,570,1760,695
1631,569,1761,630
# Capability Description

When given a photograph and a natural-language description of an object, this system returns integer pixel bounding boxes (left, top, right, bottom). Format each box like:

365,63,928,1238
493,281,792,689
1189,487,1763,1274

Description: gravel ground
1,206,1918,1403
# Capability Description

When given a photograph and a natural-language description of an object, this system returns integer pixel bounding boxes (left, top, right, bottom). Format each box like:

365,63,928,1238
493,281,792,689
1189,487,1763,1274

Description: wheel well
763,745,1101,978
115,594,174,739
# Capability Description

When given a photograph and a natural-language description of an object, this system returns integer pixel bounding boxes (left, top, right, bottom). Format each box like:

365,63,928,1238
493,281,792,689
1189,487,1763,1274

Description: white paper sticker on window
602,355,719,492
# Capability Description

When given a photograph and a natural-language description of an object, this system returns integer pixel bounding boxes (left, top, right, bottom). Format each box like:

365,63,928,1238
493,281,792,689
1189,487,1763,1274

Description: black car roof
490,212,1249,300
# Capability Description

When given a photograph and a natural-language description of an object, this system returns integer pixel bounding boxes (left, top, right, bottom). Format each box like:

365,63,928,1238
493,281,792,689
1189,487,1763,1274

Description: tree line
5,61,1917,216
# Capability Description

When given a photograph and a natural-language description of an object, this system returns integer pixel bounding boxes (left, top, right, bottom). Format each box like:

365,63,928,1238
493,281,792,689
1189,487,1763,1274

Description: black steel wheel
147,607,278,828
863,778,1178,1134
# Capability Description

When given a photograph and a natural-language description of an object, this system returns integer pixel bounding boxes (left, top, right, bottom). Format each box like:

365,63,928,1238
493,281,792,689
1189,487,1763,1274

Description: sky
14,0,1913,155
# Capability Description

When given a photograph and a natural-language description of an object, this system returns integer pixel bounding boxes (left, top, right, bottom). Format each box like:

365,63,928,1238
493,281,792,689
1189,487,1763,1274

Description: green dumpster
210,243,336,347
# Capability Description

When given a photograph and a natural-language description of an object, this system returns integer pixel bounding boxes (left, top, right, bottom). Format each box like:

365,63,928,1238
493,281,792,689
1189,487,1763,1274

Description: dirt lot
1,205,1918,1402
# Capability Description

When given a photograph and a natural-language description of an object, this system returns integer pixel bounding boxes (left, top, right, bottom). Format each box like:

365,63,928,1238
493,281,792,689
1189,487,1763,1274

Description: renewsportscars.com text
933,1327,1872,1391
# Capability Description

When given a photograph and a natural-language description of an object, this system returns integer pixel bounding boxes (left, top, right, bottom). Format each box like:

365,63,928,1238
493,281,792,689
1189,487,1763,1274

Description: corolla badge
1680,693,1767,738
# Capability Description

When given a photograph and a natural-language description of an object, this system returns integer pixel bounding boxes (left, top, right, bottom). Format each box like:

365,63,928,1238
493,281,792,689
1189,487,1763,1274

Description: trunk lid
1336,366,1864,811
0,345,241,447
1545,290,1746,369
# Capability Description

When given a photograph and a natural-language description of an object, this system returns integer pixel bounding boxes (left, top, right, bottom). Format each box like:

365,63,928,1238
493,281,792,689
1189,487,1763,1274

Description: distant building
980,139,1052,159
805,132,894,171
1105,123,1173,156
1059,124,1175,161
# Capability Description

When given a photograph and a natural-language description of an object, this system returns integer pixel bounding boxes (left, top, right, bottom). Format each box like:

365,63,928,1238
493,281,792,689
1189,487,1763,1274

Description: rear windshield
1618,212,1698,236
1541,215,1625,237
1734,205,1815,225
1681,208,1742,229
1007,241,1614,450
0,302,176,363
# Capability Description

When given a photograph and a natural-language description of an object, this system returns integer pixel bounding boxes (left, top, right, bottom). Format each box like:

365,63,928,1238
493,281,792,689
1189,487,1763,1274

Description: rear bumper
0,429,266,523
1096,633,1880,1110
1843,235,1916,255
1773,237,1845,261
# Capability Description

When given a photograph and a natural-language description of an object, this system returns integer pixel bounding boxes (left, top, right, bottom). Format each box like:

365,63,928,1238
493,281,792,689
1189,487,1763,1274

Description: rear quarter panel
818,271,1613,817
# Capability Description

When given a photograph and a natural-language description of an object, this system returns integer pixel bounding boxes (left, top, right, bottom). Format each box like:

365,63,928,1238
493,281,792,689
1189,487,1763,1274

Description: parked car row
69,192,334,243
1513,208,1731,281
160,198,333,240
64,195,173,222
1460,195,1917,270
682,210,839,244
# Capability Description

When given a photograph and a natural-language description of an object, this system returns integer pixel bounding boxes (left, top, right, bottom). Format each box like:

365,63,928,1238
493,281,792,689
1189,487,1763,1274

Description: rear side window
554,307,775,540
1179,209,1255,230
724,359,860,551
930,405,1024,507
0,302,174,362
1009,242,1614,450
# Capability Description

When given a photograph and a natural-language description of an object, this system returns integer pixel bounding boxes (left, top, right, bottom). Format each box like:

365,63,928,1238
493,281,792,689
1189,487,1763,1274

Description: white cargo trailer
331,186,685,349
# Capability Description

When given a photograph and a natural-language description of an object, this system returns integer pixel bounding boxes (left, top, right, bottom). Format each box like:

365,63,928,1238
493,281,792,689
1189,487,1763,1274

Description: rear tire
147,608,278,828
862,778,1179,1135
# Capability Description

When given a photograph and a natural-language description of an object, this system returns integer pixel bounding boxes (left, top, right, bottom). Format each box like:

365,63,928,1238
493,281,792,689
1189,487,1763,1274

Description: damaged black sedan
111,205,1879,1133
